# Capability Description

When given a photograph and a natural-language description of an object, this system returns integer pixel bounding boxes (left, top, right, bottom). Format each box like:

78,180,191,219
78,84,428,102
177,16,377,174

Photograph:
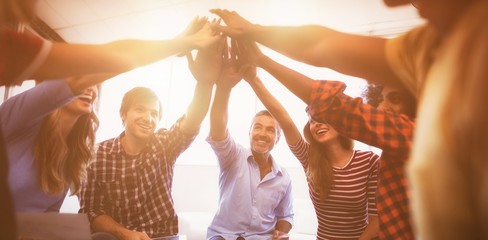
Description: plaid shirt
308,80,415,239
79,117,196,238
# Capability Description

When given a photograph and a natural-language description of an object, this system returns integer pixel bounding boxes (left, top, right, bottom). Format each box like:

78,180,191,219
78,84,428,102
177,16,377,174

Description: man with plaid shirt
79,37,224,239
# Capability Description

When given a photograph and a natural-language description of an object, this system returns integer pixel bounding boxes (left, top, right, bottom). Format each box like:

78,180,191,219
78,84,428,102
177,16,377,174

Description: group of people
2,0,487,239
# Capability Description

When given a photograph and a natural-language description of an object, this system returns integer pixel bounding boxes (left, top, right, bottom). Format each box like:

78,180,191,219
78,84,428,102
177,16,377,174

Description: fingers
186,52,195,68
230,38,238,62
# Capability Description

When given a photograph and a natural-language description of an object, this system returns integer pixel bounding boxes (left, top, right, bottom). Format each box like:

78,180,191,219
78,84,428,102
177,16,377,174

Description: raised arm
209,39,244,141
31,18,221,81
237,40,302,146
210,9,399,86
181,35,226,135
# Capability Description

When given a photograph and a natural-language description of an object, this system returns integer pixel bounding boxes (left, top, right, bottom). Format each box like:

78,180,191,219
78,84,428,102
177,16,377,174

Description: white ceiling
36,0,425,44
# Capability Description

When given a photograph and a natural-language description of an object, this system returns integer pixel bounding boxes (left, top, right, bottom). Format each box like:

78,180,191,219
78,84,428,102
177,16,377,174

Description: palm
187,38,225,85
219,57,242,89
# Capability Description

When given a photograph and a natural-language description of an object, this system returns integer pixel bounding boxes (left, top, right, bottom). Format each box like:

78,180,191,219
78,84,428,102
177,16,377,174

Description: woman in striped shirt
238,41,380,239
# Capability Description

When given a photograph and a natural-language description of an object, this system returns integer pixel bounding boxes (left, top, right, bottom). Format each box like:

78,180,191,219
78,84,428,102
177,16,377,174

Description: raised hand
209,9,254,38
217,38,245,90
177,16,208,38
187,36,226,86
188,19,223,50
235,40,264,83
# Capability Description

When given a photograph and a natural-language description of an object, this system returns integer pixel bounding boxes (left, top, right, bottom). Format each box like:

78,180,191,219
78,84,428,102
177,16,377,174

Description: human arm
180,35,226,135
272,221,292,240
91,215,150,240
273,181,294,239
30,18,221,81
78,151,150,240
359,215,379,240
359,153,380,240
209,39,244,141
210,9,400,86
237,40,302,146
308,80,414,158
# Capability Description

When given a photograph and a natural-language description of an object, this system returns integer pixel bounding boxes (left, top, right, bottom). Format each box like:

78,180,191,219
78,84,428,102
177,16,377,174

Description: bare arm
209,39,244,141
180,36,226,135
210,9,400,86
273,220,292,239
31,18,221,81
91,214,150,240
237,41,302,145
64,73,117,95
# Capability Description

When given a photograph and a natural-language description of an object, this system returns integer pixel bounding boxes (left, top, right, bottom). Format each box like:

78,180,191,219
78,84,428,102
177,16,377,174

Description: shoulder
353,150,380,164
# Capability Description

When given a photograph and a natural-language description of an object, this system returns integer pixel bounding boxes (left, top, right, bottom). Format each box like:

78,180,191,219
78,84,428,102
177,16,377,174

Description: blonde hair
34,109,99,195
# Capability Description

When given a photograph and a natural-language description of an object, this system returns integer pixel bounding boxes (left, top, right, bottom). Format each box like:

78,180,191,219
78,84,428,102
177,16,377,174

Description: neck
323,140,353,168
252,151,271,167
121,134,147,156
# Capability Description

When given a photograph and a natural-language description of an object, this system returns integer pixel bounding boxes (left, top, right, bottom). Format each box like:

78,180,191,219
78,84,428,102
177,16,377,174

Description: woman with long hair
0,75,107,212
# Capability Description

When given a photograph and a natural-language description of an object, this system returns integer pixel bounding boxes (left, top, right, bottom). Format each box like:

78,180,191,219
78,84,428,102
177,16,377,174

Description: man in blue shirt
206,43,294,240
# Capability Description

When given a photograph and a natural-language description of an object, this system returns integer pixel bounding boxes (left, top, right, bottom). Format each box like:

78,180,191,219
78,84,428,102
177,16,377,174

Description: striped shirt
308,80,415,239
79,117,196,238
290,138,379,239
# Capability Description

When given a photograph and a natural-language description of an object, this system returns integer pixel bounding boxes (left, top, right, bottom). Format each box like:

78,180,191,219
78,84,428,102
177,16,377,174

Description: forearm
209,87,231,140
249,25,398,86
36,37,198,80
275,220,292,234
91,214,131,238
358,215,379,240
180,82,214,135
248,25,336,65
247,77,301,145
258,55,312,104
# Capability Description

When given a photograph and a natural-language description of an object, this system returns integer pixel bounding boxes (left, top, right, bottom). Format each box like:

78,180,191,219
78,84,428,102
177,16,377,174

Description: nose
141,111,155,124
377,102,390,112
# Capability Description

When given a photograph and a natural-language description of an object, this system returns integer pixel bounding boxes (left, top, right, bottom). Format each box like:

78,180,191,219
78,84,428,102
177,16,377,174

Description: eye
387,93,404,105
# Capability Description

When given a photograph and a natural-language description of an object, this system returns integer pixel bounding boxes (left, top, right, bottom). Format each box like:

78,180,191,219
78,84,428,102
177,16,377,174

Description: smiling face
308,119,339,144
249,114,280,154
119,87,162,142
121,98,160,141
62,85,98,116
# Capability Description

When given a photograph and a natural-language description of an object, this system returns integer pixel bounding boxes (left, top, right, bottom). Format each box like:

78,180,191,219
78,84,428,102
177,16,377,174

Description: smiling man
79,85,212,240
205,42,293,240
78,39,221,238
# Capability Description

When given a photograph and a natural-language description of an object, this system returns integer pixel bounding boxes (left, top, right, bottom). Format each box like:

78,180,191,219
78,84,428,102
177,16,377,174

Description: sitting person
0,74,116,213
79,37,223,240
239,41,380,239
206,40,293,240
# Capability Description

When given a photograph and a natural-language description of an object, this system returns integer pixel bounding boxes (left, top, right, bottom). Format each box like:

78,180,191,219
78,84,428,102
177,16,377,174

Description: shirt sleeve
206,133,243,171
275,181,294,226
154,116,197,166
308,80,415,160
78,145,108,222
0,30,52,86
0,80,74,141
288,137,310,172
367,153,380,216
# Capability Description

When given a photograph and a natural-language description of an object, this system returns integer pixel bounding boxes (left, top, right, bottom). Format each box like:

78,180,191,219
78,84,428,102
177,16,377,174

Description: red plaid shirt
79,117,196,238
308,80,415,239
